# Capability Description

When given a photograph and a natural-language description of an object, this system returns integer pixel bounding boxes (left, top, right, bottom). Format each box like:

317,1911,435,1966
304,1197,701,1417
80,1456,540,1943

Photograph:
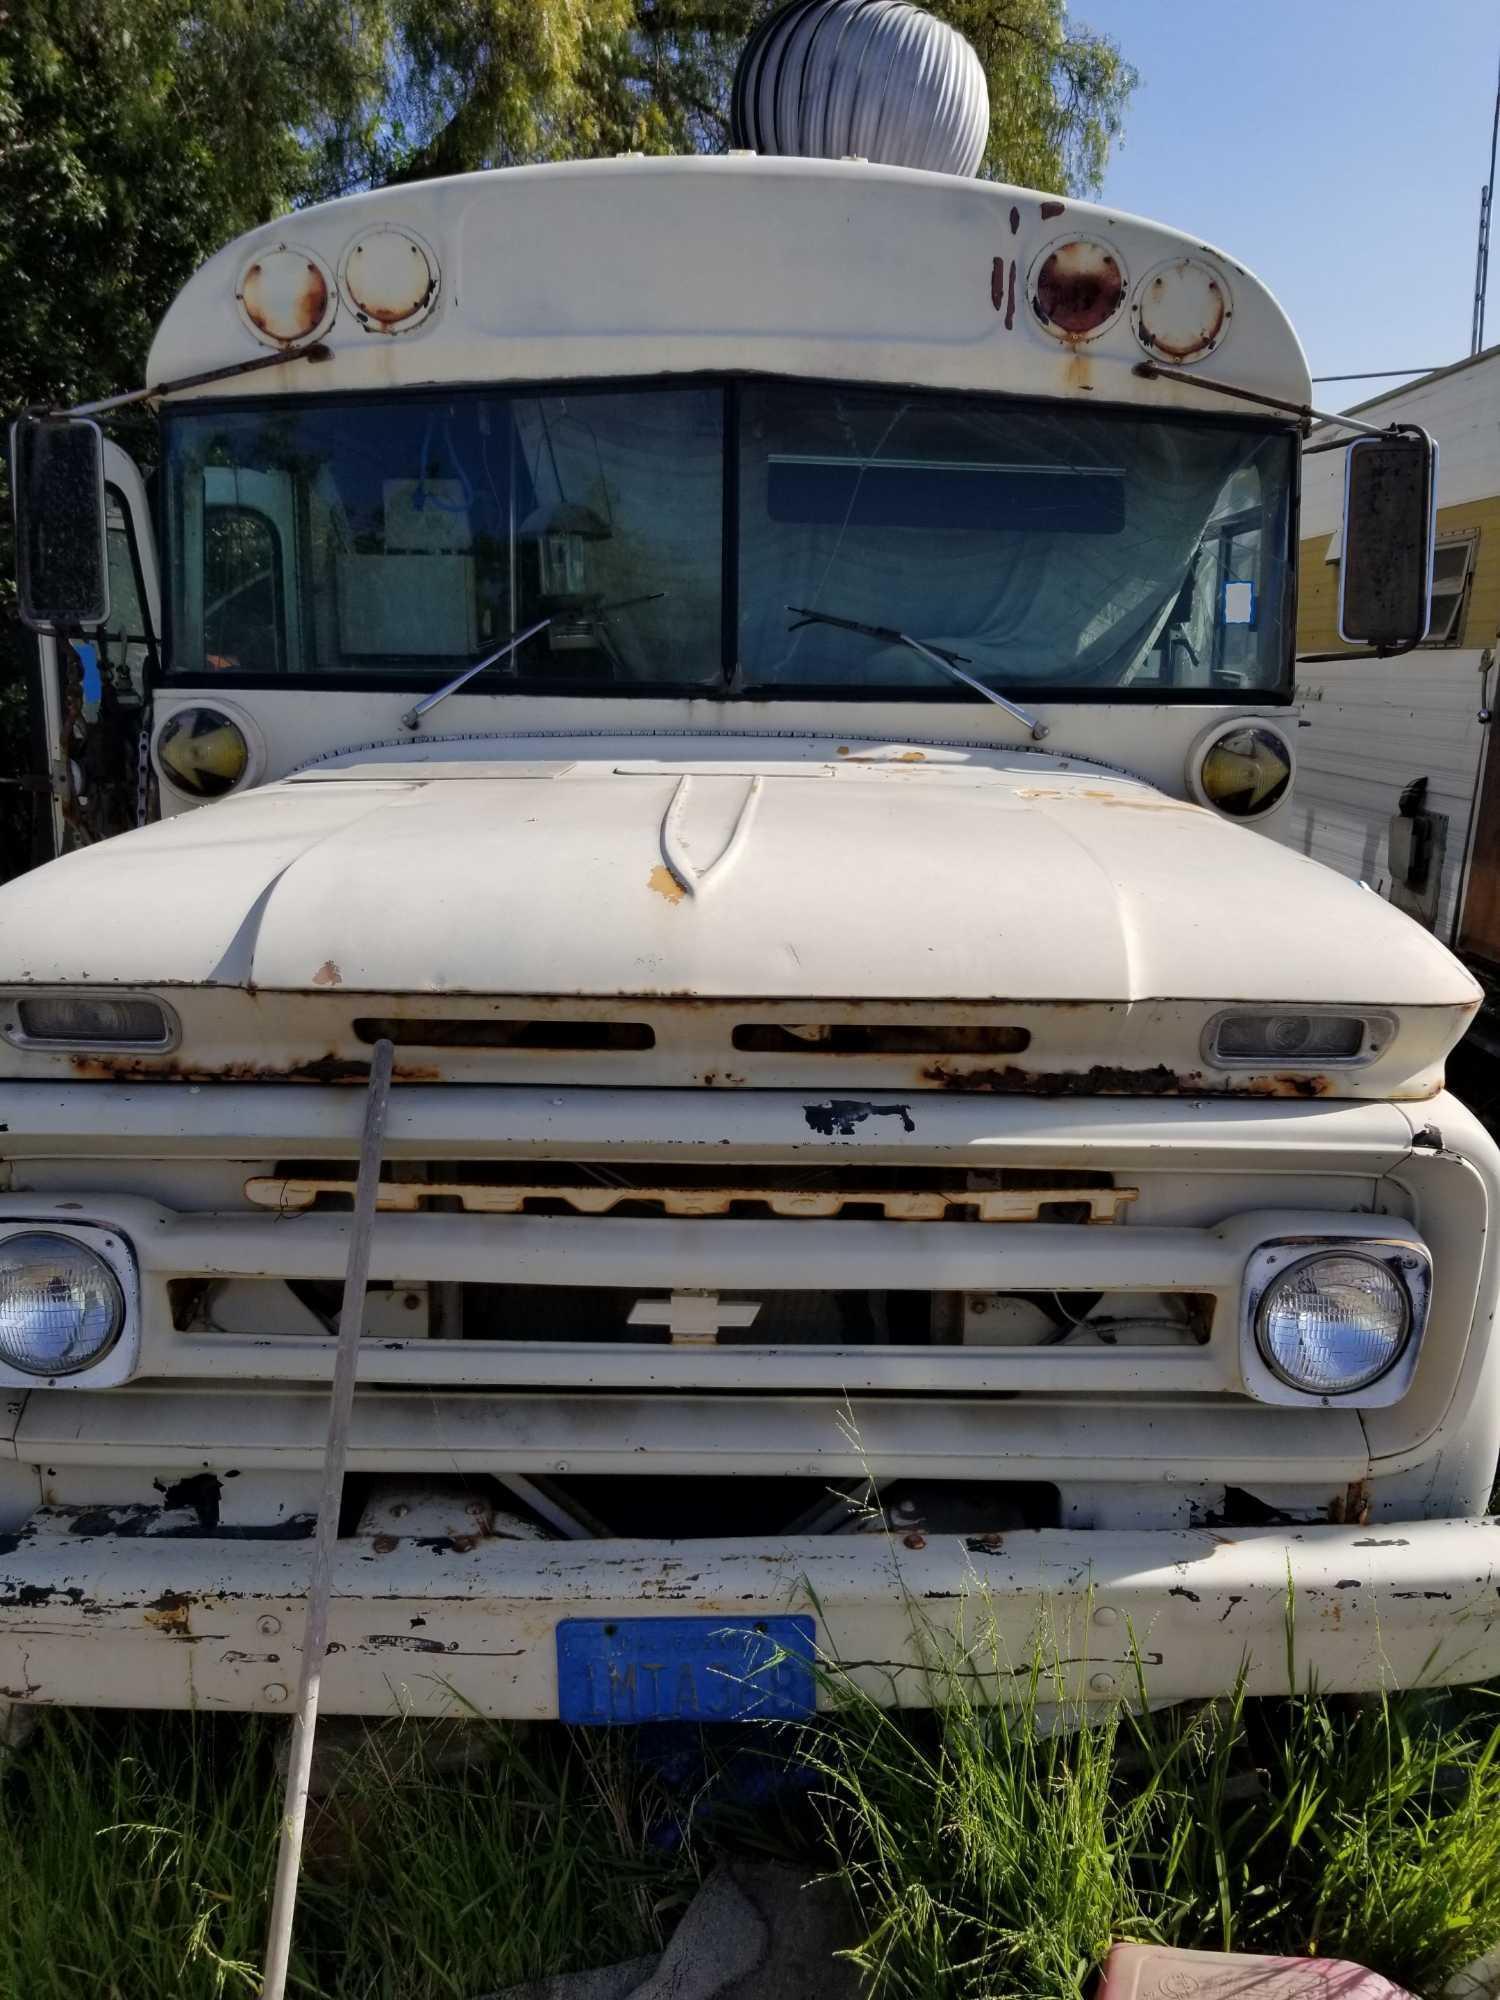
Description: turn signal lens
1213,1012,1370,1065
1255,1252,1410,1395
0,1233,124,1377
11,994,172,1048
157,708,249,798
1195,724,1292,819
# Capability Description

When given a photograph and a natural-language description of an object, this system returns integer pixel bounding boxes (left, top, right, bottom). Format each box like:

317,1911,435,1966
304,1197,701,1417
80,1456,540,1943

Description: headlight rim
1240,1233,1430,1408
0,1228,127,1379
0,1223,138,1387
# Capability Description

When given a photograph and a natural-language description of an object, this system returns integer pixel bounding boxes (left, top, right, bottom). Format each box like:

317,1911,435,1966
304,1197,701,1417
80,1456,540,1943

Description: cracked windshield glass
166,381,1294,695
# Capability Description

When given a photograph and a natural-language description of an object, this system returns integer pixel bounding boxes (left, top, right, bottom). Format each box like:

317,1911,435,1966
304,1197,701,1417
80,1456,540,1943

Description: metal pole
259,1039,395,2000
1473,49,1500,355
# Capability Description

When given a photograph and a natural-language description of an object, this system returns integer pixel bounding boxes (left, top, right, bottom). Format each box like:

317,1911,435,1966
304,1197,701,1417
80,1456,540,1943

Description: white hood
2,739,1475,1005
0,737,1476,1099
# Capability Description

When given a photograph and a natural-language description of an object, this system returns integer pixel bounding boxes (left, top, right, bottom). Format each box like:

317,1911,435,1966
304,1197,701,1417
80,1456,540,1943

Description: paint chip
648,865,686,905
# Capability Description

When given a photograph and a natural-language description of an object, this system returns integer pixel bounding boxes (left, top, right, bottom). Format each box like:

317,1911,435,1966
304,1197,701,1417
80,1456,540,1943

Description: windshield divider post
722,381,740,689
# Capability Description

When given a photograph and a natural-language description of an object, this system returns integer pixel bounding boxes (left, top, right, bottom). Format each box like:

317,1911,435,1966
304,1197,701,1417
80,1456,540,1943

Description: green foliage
363,2,1135,198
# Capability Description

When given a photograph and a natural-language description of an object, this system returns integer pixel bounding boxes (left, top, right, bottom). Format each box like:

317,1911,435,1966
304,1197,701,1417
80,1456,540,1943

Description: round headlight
0,1233,125,1377
1255,1251,1410,1395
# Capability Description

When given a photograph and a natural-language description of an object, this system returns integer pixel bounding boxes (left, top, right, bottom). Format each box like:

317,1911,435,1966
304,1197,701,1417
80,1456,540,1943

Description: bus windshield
164,379,1295,699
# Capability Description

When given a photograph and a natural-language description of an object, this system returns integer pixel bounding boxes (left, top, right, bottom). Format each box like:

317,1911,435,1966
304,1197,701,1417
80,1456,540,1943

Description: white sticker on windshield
1223,580,1254,625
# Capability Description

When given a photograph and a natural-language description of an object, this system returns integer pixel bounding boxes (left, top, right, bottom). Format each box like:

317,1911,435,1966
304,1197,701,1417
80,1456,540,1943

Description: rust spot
1009,205,1020,235
66,1051,440,1085
372,1534,398,1554
922,1062,1331,1099
895,750,926,762
1330,1478,1372,1526
1032,241,1124,339
313,960,342,987
925,1062,1184,1096
1040,200,1066,220
903,1532,927,1551
145,1591,191,1636
648,864,687,905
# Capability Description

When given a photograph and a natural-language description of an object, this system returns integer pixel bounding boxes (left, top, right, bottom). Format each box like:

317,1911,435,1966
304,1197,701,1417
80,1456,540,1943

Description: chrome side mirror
1338,427,1436,651
10,415,110,632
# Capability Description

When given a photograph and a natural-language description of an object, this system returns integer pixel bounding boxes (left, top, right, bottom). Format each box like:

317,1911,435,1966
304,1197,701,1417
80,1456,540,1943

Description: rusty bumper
4,1515,1500,1717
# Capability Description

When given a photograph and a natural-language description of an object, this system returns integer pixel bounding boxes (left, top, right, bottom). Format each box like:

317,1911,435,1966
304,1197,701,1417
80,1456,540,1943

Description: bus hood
0,740,1478,1098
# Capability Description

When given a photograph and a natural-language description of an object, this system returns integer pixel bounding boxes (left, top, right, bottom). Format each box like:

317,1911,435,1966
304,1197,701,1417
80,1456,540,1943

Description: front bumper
5,1515,1500,1718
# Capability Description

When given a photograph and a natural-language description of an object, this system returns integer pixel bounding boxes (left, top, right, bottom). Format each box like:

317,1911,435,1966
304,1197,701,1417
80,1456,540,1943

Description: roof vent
731,0,989,179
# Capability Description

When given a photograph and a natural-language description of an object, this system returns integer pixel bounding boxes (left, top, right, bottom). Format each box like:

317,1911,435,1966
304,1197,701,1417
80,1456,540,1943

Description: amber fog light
156,707,250,798
1189,722,1293,819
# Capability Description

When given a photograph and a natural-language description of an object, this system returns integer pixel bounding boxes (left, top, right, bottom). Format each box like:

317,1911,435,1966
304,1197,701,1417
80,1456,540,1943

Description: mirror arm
1133,361,1395,438
56,340,332,419
1298,644,1424,664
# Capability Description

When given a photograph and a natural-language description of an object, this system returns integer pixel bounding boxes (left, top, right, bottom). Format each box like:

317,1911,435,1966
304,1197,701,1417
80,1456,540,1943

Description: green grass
0,1712,703,2000
6,1678,1500,1999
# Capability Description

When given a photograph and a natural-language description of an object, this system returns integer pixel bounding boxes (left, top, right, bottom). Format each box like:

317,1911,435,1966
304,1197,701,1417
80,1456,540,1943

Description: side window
203,505,285,673
1423,533,1477,647
92,488,154,706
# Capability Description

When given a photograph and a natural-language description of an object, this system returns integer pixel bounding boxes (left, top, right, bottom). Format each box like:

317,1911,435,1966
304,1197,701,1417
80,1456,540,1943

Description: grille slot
245,1162,1133,1225
352,1018,654,1051
730,1023,1030,1056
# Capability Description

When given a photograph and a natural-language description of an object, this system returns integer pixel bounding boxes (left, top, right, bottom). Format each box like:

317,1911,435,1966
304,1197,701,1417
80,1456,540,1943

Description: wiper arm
786,607,1048,741
401,616,553,730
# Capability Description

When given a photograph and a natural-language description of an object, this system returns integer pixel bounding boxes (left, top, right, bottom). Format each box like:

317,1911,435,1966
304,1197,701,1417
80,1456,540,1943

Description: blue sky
1076,0,1499,407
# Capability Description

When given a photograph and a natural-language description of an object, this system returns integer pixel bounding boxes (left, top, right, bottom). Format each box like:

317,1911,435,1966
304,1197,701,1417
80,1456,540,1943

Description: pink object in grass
1099,1945,1418,2000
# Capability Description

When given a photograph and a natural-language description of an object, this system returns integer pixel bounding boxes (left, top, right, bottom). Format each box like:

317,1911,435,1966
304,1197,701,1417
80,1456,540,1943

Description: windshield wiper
786,607,1048,741
402,616,553,730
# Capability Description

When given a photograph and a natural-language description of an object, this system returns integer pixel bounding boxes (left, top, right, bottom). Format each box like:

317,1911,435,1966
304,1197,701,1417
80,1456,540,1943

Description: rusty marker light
1028,239,1127,342
1189,721,1293,820
156,707,251,799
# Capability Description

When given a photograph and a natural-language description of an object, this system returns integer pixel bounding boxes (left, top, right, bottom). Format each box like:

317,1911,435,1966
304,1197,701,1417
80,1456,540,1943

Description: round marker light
156,708,250,798
1192,723,1293,819
0,1232,125,1377
1255,1252,1410,1395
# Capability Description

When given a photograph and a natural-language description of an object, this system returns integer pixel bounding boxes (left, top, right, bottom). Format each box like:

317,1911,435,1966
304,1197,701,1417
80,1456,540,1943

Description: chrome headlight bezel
1240,1235,1430,1407
0,1224,139,1388
0,990,180,1055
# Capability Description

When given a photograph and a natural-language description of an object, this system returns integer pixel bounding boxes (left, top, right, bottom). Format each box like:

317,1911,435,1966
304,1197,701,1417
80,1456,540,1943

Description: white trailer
1280,349,1500,956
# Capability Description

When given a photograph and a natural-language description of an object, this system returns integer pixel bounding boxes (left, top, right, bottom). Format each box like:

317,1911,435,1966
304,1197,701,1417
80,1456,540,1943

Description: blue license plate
556,1614,816,1725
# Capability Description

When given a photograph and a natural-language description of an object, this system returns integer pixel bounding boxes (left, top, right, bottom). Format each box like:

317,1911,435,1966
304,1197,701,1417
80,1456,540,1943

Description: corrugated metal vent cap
732,0,989,179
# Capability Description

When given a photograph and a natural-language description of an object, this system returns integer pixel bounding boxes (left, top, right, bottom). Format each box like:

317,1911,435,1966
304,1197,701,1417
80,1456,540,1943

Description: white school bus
1,88,1493,1725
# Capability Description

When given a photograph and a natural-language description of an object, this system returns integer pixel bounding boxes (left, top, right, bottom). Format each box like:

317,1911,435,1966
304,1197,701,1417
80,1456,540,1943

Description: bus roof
148,154,1310,415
